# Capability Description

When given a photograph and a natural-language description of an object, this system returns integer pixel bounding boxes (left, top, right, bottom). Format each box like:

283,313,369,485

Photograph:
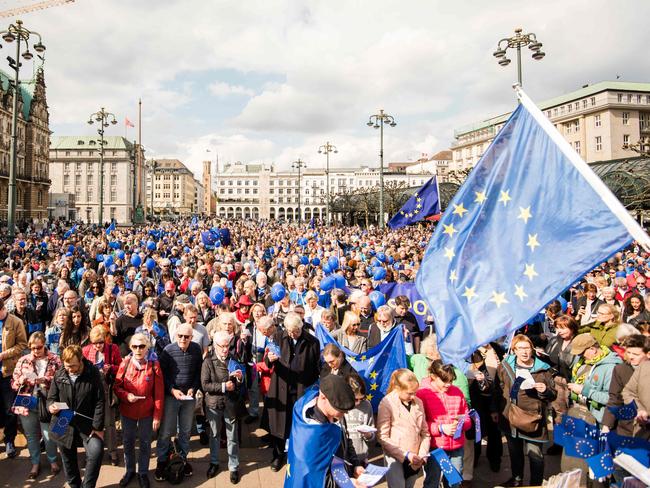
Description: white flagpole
514,84,650,251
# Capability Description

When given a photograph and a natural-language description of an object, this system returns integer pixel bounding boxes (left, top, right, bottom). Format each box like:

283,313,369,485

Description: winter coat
544,335,577,381
377,390,431,463
622,360,650,440
417,378,470,451
113,355,164,421
25,291,50,333
492,355,556,442
47,358,105,449
263,329,320,438
201,351,246,417
82,342,122,380
602,362,634,435
11,351,61,416
578,321,619,348
319,359,356,380
408,355,471,404
1,313,28,377
576,351,622,423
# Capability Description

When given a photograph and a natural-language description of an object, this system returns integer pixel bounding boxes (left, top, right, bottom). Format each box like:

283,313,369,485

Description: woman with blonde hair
45,307,69,356
135,306,170,359
333,310,368,354
377,368,430,488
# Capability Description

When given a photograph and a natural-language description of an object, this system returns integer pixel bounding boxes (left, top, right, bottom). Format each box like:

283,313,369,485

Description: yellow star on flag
524,263,538,281
442,223,457,237
498,189,512,206
286,464,291,477
474,190,487,204
416,197,422,202
369,371,378,380
514,284,528,301
452,203,468,218
367,357,374,365
366,394,373,401
360,355,367,361
527,234,540,252
348,356,356,363
449,269,458,283
444,247,455,261
462,286,478,302
517,206,532,224
370,383,378,390
489,290,509,308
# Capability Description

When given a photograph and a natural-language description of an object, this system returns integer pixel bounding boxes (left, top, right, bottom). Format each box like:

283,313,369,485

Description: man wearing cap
284,374,366,488
567,333,622,423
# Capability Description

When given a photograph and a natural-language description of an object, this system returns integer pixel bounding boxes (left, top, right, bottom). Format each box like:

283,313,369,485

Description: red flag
125,117,135,128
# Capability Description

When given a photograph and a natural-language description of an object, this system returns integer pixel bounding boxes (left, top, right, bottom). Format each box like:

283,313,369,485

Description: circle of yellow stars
400,194,424,219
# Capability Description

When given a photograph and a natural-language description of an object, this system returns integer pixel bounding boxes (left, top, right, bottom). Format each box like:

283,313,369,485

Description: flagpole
514,84,650,251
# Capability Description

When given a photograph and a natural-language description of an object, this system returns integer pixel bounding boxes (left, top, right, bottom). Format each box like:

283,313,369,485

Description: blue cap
615,271,626,278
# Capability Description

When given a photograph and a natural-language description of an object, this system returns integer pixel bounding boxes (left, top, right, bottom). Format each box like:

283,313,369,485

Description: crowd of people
0,218,648,488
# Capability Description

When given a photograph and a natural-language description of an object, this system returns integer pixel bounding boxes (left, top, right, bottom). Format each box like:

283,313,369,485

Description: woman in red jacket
82,327,122,466
417,360,470,488
113,333,164,487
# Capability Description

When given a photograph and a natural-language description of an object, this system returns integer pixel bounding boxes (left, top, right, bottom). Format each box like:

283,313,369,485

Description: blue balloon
108,241,121,249
68,245,75,254
18,240,25,248
145,257,155,271
327,256,339,270
103,255,114,267
320,275,335,292
387,255,394,264
131,254,142,267
116,250,125,260
76,268,85,279
209,286,225,305
96,254,104,263
311,257,321,266
377,252,386,263
271,283,286,302
373,267,387,281
334,275,346,289
370,257,380,267
298,237,308,247
183,246,190,254
146,240,156,251
369,290,386,310
369,250,376,257
41,241,47,248
322,262,332,275
300,256,309,265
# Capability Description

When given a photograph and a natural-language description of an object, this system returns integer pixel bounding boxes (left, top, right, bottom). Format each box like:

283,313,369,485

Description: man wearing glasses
155,323,203,481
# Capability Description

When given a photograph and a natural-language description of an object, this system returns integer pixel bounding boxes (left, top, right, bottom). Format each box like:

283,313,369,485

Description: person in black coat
320,343,357,380
47,345,105,488
263,311,320,471
26,279,50,334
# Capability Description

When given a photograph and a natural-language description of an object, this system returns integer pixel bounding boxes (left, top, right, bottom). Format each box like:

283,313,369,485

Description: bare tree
383,180,410,216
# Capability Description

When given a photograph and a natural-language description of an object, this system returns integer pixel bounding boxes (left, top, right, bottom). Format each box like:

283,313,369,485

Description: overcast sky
6,0,649,178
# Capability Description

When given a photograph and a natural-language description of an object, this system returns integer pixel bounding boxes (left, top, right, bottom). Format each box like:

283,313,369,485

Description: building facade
146,159,197,217
48,193,76,221
0,69,51,225
452,81,650,169
49,136,146,224
194,178,204,215
214,162,431,221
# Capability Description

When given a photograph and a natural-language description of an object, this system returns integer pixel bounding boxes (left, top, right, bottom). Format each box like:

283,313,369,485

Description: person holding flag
47,345,106,488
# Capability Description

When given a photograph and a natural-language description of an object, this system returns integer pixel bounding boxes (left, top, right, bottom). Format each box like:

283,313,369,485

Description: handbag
502,361,543,433
36,387,51,423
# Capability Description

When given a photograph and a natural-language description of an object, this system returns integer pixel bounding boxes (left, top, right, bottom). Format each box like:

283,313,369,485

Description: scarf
235,308,250,324
571,345,611,385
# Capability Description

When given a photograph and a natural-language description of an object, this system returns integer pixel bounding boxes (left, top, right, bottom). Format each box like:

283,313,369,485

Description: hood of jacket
505,354,551,374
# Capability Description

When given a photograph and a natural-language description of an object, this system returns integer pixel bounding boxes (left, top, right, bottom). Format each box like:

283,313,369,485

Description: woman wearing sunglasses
113,333,164,487
11,332,62,479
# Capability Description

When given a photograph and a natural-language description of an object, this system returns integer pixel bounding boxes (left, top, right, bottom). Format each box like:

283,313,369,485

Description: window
595,136,602,151
87,174,93,186
567,104,572,113
574,141,581,155
566,123,573,134
63,174,70,186
575,120,580,131
575,102,579,111
64,162,70,172
595,115,601,127
75,174,81,186
110,190,117,202
637,95,642,103
627,94,633,103
640,113,649,130
583,99,588,109
618,93,623,103
553,108,558,116
622,112,629,125
623,134,630,145
110,174,117,186
591,97,596,106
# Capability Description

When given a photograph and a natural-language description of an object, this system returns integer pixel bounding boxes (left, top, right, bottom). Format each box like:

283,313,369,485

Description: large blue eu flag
284,386,341,488
416,87,650,367
388,176,440,229
315,324,407,411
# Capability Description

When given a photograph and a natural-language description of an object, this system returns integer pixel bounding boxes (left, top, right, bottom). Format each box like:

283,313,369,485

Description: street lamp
1,20,46,242
87,108,118,226
317,142,337,225
367,109,397,229
291,158,306,223
493,27,545,88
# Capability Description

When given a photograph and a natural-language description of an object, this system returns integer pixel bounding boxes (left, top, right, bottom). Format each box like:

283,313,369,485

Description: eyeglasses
350,322,360,326
92,341,105,346
131,344,146,350
177,334,191,339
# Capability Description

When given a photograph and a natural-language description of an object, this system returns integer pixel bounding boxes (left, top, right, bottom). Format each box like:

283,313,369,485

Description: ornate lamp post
317,142,337,224
1,20,46,241
291,158,306,223
87,108,117,226
367,110,397,229
493,28,545,88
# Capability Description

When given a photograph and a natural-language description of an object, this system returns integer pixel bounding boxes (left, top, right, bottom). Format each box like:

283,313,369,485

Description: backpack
164,449,186,485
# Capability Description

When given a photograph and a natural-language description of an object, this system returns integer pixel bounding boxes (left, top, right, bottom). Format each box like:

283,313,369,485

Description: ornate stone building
0,68,51,224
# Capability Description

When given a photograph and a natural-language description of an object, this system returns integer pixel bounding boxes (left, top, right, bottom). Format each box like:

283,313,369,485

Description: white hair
213,330,231,345
284,312,303,331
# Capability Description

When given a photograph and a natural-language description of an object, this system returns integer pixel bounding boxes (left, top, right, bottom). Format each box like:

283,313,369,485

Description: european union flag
284,387,341,488
586,450,614,479
608,400,637,421
565,436,600,459
105,221,116,235
331,456,355,488
415,87,650,367
430,448,463,486
387,176,440,229
201,231,217,247
51,409,75,436
315,324,406,411
63,225,77,239
378,282,430,330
